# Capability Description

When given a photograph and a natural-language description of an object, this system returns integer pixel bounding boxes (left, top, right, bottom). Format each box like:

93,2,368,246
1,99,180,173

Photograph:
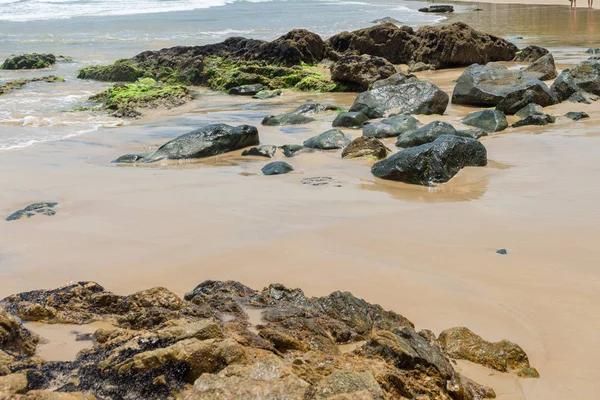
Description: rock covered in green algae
78,60,145,82
88,78,192,118
439,326,540,378
5,202,58,222
0,76,65,96
1,54,56,70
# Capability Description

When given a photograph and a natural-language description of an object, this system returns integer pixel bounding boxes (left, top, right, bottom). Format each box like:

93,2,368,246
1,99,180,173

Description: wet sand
1,4,600,400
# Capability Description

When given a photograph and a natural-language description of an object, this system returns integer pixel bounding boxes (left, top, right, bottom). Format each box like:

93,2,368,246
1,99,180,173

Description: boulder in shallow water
253,89,282,99
262,103,339,126
362,115,421,138
241,145,277,158
439,326,540,378
371,71,418,89
371,17,403,25
373,135,487,185
513,45,549,62
349,81,449,118
1,53,55,70
331,54,397,91
138,124,259,162
418,5,454,13
586,48,600,54
396,121,457,148
456,128,488,139
6,202,58,222
511,103,555,127
551,60,600,102
564,111,590,121
227,83,264,95
462,109,508,132
523,53,557,81
262,161,294,175
280,144,317,158
332,112,370,128
342,137,389,159
303,129,351,150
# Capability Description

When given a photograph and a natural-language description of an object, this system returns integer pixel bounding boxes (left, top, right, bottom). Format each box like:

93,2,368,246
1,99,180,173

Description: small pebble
496,249,508,255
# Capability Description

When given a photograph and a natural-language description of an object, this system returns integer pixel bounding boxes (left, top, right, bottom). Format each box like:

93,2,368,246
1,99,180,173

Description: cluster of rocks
0,280,539,399
0,54,56,70
5,202,58,222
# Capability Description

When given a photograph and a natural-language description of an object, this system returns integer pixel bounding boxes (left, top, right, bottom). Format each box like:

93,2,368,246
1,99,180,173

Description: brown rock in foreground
342,137,389,160
438,327,540,378
0,280,534,399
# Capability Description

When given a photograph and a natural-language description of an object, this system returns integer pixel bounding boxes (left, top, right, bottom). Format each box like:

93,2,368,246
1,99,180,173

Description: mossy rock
78,61,144,82
1,54,56,70
0,76,65,96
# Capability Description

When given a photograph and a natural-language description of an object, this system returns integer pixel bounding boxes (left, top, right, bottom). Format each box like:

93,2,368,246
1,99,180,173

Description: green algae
1,54,56,70
0,76,65,96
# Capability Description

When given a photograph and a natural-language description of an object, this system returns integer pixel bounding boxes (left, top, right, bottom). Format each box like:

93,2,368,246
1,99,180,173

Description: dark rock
371,71,417,89
78,62,145,82
371,17,403,25
227,83,264,95
513,45,549,62
303,129,351,150
496,249,508,255
514,103,543,119
396,121,457,148
408,61,433,73
248,29,326,66
253,89,282,99
262,103,339,126
114,154,146,164
511,103,555,127
589,56,600,62
301,177,340,186
6,202,58,222
1,54,55,70
439,327,539,378
349,81,449,118
586,48,600,54
261,161,294,175
567,91,598,104
523,53,557,81
419,5,454,13
332,112,370,128
452,63,556,113
281,145,317,158
331,54,396,91
551,60,600,102
362,115,422,138
372,135,487,185
138,124,259,162
341,137,389,159
241,145,277,158
0,76,65,97
564,111,590,121
456,128,488,139
462,109,508,132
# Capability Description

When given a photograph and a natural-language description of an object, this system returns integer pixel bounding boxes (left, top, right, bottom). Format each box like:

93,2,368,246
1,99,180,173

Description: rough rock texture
331,55,396,91
6,203,58,222
261,161,294,175
332,112,370,129
280,145,318,158
341,137,389,159
262,103,339,126
511,104,555,127
523,53,558,81
362,115,421,138
456,128,488,139
241,145,277,158
551,60,600,102
452,63,556,114
370,71,417,89
513,45,549,62
372,135,487,185
115,124,259,163
371,17,402,25
253,89,282,99
303,129,351,150
439,327,540,378
396,121,457,148
227,83,264,95
0,76,65,97
1,54,56,70
349,81,449,118
564,111,589,121
0,309,39,356
419,5,454,13
462,109,508,132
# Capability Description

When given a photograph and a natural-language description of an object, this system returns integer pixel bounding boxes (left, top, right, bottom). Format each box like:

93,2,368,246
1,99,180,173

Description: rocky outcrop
523,53,558,81
462,109,508,132
0,76,65,96
419,5,454,13
332,112,370,128
511,103,555,127
349,81,449,118
0,309,39,356
228,83,264,95
551,60,600,102
362,115,421,138
341,137,389,159
304,129,351,150
261,161,294,175
513,45,549,62
439,327,539,378
241,145,277,158
372,135,487,185
262,103,340,126
1,54,56,70
452,63,557,114
115,124,259,163
6,202,58,222
331,55,396,91
396,121,457,148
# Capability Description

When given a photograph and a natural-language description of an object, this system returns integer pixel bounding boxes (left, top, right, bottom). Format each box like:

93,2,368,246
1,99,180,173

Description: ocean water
0,0,451,151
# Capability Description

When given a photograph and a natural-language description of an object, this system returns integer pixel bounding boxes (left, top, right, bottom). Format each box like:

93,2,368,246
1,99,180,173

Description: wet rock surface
241,145,277,158
227,83,264,96
332,112,369,129
439,327,540,378
331,54,396,91
0,280,542,399
396,121,457,148
341,137,389,160
511,103,555,127
462,110,508,133
551,60,600,102
370,71,417,90
418,5,454,13
253,89,282,99
523,53,558,81
1,54,56,70
513,45,549,62
261,161,294,175
6,203,58,222
303,129,351,150
281,145,318,158
0,76,65,97
362,115,421,138
373,135,487,185
564,111,590,121
262,103,339,126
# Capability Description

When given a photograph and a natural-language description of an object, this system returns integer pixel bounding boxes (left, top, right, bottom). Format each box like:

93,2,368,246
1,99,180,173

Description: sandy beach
1,1,600,399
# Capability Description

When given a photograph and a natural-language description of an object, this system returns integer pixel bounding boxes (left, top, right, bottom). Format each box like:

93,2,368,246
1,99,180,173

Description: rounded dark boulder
262,161,294,175
332,112,370,129
1,53,56,70
462,109,508,132
396,121,457,148
228,84,264,96
362,115,422,138
303,129,351,150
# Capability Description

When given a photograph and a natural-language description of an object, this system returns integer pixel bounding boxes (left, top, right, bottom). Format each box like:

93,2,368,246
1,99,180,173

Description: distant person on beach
589,0,594,8
571,0,576,9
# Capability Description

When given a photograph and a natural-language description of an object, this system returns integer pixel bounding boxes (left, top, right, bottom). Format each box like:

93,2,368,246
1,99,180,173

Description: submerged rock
523,53,558,81
280,144,317,158
1,53,56,70
418,5,454,13
332,112,370,129
439,327,540,378
253,89,283,99
303,129,351,150
551,60,600,102
371,17,403,25
241,145,277,158
396,121,457,148
511,103,555,127
6,202,58,222
0,76,65,96
349,81,449,118
586,48,600,54
513,45,549,62
564,111,590,121
227,83,264,95
456,128,489,139
331,54,396,91
261,161,294,175
462,109,508,132
262,103,339,126
341,137,389,159
362,115,421,138
372,135,487,185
